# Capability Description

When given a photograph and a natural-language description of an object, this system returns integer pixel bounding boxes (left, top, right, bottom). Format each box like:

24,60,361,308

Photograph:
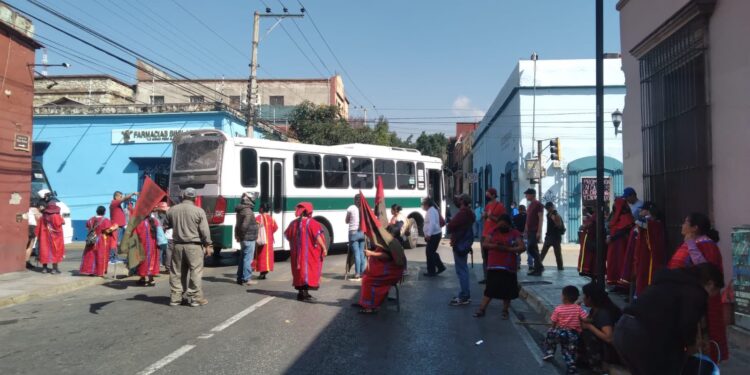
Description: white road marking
136,297,275,374
209,296,274,332
136,345,196,375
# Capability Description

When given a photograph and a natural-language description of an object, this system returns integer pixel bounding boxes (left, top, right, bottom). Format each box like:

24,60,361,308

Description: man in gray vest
164,187,212,307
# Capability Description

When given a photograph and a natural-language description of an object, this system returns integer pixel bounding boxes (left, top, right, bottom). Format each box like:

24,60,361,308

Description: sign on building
111,128,203,144
581,176,611,206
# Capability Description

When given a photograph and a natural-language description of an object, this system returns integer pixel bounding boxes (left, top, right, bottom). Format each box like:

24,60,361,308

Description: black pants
526,234,542,272
425,235,444,274
480,237,488,278
613,315,684,375
540,235,563,270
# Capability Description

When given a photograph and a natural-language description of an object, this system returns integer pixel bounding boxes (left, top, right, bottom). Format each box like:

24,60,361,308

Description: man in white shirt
422,197,446,277
346,194,366,280
623,187,643,218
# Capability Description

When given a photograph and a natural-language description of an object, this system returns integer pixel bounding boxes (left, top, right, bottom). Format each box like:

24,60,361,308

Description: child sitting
543,285,588,374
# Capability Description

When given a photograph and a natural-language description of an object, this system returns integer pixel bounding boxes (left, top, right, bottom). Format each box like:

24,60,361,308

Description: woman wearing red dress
605,198,634,286
253,203,278,280
632,202,666,297
667,212,728,363
135,215,161,286
36,193,66,274
80,206,117,277
285,202,327,302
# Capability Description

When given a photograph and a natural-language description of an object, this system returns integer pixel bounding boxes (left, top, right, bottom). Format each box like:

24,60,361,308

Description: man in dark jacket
446,194,476,306
613,263,724,375
235,192,259,286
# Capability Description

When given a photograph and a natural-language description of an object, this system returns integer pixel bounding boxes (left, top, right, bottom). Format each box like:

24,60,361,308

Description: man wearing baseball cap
164,187,212,307
479,188,506,284
623,187,643,218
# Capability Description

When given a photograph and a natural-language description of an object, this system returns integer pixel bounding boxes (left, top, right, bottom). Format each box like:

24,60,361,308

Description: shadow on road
126,294,171,305
89,301,114,314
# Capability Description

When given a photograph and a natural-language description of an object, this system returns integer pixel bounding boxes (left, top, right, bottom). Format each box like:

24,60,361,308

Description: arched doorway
566,156,623,242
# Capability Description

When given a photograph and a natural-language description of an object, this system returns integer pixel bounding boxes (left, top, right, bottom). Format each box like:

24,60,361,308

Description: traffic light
549,138,561,161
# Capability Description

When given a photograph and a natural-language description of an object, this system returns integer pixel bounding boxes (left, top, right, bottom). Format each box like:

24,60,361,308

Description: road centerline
209,296,275,333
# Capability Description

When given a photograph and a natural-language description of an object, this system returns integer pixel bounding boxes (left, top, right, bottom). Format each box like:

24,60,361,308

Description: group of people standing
26,189,66,274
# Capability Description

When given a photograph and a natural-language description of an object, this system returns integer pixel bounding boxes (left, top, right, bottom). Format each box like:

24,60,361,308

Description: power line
168,0,250,61
297,0,379,115
24,0,235,102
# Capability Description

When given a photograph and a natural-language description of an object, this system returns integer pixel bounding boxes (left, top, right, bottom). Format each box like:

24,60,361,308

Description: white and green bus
169,129,445,254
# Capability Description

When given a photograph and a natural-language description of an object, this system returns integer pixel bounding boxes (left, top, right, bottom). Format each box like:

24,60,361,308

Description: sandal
501,310,510,320
358,308,377,315
473,309,486,318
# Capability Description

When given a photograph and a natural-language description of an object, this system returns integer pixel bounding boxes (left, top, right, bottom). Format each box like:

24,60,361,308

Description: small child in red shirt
543,285,588,374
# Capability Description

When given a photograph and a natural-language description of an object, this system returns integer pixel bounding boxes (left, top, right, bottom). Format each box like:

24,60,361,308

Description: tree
288,101,408,148
414,131,448,160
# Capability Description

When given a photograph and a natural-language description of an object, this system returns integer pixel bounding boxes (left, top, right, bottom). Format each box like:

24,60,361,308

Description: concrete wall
0,21,38,274
32,112,248,240
134,76,348,118
34,76,135,107
619,0,750,276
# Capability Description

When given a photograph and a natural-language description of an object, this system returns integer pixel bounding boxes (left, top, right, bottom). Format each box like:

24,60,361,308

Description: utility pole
246,9,304,137
538,139,543,200
363,107,367,127
594,0,606,287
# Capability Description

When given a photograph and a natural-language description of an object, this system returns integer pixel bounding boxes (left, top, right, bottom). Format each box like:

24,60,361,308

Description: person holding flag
285,202,328,302
356,177,407,314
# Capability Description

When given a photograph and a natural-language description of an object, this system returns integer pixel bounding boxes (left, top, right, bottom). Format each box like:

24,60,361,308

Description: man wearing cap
235,192,259,286
524,188,544,276
623,187,643,218
164,187,212,307
480,188,506,284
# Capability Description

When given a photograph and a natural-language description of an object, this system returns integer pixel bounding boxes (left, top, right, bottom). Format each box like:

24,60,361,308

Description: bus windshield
173,139,221,172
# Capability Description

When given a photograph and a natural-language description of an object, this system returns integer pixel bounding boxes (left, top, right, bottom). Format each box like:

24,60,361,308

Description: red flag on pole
120,176,166,269
358,185,406,267
133,176,167,220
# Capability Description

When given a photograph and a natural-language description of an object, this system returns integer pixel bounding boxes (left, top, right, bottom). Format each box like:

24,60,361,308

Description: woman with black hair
387,204,405,242
580,283,622,373
473,214,524,319
667,212,727,363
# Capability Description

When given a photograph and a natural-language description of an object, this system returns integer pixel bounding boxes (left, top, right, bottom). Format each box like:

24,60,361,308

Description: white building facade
472,58,625,243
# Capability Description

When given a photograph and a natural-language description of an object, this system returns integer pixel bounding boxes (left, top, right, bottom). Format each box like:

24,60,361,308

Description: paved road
0,241,558,375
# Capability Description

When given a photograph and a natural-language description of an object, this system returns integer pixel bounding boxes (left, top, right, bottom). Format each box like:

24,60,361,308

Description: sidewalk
0,242,131,309
515,246,750,374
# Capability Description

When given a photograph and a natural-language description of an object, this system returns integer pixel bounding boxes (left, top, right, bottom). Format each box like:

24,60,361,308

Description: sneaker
243,280,258,286
543,354,554,361
41,268,49,274
25,262,34,270
169,300,182,307
350,275,362,282
190,298,208,307
51,268,61,275
478,279,487,284
436,266,447,275
449,297,471,306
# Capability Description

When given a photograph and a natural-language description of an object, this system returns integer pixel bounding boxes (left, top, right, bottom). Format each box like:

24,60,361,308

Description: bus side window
240,148,258,187
273,163,283,213
417,162,425,190
350,157,373,189
397,161,416,190
260,162,270,206
294,153,322,188
375,159,395,189
324,155,349,189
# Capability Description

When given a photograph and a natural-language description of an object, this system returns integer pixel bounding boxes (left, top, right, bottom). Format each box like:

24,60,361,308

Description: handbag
256,215,267,246
85,218,102,247
155,225,168,246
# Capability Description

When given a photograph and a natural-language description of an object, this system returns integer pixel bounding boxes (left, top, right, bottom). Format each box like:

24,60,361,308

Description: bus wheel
404,218,418,249
321,224,332,249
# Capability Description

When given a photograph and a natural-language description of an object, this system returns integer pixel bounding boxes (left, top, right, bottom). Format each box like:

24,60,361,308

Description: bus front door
259,159,285,249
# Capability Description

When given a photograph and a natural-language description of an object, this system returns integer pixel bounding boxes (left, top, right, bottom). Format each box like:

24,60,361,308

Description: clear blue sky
10,0,622,137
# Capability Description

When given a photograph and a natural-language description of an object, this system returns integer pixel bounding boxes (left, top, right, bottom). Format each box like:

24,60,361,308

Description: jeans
453,249,470,300
111,226,126,261
526,232,542,272
473,221,481,239
237,240,256,282
480,239,488,278
349,230,366,275
425,235,444,274
541,235,563,270
524,236,533,269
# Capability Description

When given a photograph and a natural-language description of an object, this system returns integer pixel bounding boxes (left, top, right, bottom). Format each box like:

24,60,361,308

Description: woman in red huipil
578,207,598,277
80,206,117,277
285,202,327,302
667,212,728,363
36,194,66,274
254,203,278,279
605,198,634,286
632,202,666,297
135,215,161,286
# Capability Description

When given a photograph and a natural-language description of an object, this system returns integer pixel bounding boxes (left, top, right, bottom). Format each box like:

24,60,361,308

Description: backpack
558,220,567,235
85,218,102,247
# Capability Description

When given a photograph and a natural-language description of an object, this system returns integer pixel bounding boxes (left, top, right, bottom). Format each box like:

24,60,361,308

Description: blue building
32,103,271,240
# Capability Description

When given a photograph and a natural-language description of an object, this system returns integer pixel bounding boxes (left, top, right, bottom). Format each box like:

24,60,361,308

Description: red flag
133,176,167,220
358,188,406,267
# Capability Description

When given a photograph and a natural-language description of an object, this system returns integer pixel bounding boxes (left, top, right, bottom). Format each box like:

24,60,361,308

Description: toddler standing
543,285,588,374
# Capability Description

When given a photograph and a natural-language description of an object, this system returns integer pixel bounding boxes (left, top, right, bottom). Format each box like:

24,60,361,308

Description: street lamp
612,108,623,136
28,62,70,68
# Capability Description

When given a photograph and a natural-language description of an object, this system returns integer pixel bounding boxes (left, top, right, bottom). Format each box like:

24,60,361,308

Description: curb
0,274,135,309
518,284,552,319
